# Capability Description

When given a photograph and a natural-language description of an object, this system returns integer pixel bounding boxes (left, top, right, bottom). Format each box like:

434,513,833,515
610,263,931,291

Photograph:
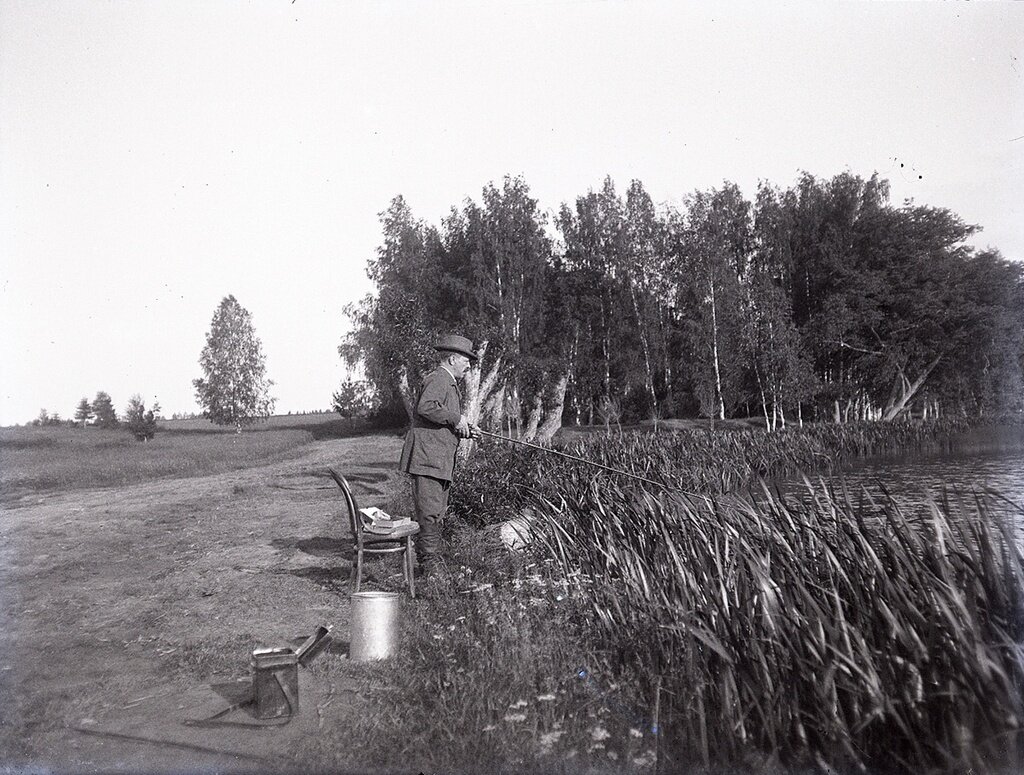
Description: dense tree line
342,172,1023,439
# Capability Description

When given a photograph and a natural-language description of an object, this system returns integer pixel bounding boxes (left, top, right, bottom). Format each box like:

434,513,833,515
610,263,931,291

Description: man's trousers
411,474,450,567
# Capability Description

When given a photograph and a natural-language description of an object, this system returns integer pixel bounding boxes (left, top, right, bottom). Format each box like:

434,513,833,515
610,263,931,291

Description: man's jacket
398,367,462,482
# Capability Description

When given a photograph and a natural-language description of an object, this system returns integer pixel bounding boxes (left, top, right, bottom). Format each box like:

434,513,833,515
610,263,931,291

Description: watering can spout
296,625,333,666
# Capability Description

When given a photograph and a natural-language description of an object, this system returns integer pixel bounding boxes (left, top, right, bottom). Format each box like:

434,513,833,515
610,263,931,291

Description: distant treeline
343,171,1023,439
166,409,333,421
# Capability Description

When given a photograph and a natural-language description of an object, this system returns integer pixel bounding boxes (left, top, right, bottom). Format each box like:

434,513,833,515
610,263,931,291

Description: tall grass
452,419,971,527
528,480,1024,773
0,426,313,501
438,419,1024,771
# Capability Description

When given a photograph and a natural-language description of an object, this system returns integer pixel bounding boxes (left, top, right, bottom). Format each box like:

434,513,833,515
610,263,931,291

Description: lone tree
74,398,93,427
92,391,118,428
332,379,379,419
125,395,159,441
193,295,275,431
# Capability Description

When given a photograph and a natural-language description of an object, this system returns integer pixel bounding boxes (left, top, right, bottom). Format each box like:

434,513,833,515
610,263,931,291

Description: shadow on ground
271,536,348,557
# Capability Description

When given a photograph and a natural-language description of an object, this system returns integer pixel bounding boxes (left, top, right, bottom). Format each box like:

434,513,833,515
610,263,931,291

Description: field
0,427,314,503
158,412,369,438
1,419,1022,774
0,424,408,773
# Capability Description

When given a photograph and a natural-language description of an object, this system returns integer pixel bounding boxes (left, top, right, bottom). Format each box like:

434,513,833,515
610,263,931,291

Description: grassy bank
291,531,663,775
341,485,1023,774
348,419,1023,774
0,426,314,502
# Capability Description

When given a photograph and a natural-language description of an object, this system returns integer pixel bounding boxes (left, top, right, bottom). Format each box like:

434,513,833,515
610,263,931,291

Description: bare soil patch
0,433,407,773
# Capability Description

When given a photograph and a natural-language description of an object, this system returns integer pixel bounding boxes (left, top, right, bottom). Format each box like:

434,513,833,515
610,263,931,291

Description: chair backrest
327,468,361,540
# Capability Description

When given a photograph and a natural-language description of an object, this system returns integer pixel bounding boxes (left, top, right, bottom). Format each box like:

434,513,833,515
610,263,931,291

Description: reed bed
527,480,1024,773
453,419,971,527
442,419,1024,771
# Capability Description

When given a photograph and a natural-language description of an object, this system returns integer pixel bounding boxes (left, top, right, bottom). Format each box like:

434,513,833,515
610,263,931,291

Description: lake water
784,426,1024,543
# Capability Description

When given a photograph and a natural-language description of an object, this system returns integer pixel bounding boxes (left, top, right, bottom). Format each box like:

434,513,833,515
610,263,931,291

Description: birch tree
193,295,275,431
676,184,749,421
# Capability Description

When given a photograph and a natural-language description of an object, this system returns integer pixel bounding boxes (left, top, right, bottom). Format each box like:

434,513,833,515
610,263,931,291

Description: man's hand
468,423,482,440
455,416,472,438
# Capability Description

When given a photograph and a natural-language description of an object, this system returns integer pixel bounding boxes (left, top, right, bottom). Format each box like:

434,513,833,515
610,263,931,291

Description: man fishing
398,334,481,578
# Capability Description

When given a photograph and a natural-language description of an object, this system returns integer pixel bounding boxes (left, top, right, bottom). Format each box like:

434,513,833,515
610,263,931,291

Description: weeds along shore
451,418,976,529
339,419,1024,775
524,483,1024,774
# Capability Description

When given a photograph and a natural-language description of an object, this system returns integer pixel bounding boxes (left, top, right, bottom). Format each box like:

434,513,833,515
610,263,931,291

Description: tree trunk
628,280,658,418
708,279,726,421
881,356,942,421
483,385,505,429
537,368,570,443
754,363,771,431
522,387,544,442
398,366,416,426
457,343,502,463
659,302,673,406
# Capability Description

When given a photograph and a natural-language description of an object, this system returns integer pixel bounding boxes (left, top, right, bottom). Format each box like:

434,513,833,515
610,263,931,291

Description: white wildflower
508,698,528,709
536,693,556,702
538,730,563,754
483,724,496,732
591,725,611,742
607,751,619,761
503,712,528,723
632,749,657,767
629,727,643,738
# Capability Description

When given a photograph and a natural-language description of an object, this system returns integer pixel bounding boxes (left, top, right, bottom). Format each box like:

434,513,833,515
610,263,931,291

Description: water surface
786,427,1024,542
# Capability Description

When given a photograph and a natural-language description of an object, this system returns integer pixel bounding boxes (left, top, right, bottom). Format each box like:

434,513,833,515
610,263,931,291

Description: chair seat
362,522,421,543
328,467,417,598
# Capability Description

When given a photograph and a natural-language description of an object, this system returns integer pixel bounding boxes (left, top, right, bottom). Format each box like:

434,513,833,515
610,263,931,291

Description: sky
1,0,1021,426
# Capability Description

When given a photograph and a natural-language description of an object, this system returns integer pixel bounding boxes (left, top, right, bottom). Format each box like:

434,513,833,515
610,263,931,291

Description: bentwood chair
327,468,419,598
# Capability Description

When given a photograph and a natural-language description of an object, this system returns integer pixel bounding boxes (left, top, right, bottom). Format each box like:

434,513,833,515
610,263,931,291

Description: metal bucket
350,591,401,661
250,646,299,719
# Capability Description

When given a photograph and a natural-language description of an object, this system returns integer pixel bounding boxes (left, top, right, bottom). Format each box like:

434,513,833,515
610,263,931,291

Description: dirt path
0,433,406,773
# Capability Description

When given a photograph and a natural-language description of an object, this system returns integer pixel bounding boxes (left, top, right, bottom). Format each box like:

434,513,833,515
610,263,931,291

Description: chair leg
348,550,357,594
354,549,363,594
406,537,416,598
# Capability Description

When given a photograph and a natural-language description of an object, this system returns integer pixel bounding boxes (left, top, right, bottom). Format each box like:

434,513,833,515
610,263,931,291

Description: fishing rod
476,428,708,499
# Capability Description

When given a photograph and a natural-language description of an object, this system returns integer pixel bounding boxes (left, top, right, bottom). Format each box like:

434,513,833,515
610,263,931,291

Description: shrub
124,395,159,441
331,379,379,419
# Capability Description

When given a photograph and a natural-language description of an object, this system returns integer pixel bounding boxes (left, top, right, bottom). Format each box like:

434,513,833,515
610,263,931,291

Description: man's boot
415,521,441,579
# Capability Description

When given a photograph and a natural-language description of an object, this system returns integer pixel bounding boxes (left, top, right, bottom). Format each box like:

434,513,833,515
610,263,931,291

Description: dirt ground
0,433,408,774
